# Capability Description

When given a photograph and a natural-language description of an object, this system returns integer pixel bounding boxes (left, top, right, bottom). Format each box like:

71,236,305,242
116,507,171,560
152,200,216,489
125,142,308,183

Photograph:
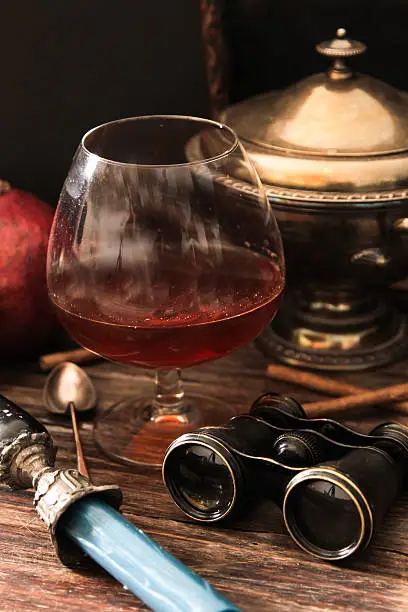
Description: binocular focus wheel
273,431,325,466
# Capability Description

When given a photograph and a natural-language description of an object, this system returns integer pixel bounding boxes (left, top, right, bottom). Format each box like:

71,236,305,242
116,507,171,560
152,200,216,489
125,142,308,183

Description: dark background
0,1,210,204
2,1,408,205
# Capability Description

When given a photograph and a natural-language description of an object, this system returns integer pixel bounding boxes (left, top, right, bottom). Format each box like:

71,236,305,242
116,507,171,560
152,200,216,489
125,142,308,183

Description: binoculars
162,393,408,561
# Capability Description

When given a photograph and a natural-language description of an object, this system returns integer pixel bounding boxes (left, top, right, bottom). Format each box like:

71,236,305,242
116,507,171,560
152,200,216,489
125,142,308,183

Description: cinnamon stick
304,383,408,416
267,364,363,395
39,348,101,371
266,364,408,413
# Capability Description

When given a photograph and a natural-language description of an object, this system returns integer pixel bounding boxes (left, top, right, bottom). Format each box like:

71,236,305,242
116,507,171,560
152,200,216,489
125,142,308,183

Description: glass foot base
94,394,236,467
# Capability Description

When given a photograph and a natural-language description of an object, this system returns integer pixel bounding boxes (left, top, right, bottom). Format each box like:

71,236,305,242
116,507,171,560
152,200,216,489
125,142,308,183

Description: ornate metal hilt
0,394,122,566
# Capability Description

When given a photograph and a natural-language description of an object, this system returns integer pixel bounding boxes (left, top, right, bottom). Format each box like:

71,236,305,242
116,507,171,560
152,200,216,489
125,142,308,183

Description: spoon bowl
43,361,97,415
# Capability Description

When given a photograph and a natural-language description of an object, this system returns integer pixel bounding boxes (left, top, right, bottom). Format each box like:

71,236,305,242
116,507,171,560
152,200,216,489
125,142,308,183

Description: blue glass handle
61,497,241,612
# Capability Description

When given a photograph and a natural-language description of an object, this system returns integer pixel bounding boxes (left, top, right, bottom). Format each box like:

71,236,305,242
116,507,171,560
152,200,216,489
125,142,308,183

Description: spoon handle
69,401,89,479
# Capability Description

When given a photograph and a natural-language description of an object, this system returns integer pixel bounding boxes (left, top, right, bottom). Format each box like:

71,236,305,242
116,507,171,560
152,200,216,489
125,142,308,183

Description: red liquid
51,248,283,369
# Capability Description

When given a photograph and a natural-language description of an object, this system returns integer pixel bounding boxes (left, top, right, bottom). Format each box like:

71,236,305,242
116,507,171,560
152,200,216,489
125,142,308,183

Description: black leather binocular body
162,394,408,561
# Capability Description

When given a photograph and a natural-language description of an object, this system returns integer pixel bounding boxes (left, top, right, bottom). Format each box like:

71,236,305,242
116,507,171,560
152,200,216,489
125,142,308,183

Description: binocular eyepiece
162,393,408,562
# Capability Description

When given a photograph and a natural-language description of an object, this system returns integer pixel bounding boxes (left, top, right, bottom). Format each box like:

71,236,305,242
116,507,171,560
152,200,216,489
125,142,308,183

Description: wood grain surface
0,343,408,611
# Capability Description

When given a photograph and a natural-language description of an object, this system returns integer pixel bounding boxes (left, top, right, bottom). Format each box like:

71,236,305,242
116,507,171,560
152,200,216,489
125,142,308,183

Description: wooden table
0,343,407,611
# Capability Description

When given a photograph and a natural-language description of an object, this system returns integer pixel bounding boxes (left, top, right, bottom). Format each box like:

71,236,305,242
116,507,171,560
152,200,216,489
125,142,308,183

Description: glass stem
151,369,186,417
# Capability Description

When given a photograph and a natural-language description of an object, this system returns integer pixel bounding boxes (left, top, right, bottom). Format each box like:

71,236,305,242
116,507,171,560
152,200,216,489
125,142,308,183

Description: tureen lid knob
316,29,366,80
316,28,367,58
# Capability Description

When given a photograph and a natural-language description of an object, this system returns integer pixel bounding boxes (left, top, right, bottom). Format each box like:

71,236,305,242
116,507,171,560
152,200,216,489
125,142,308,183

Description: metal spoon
43,361,97,415
43,361,97,479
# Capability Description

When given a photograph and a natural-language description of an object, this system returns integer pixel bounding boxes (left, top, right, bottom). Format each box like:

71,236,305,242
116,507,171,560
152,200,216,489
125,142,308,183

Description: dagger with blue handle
0,394,240,612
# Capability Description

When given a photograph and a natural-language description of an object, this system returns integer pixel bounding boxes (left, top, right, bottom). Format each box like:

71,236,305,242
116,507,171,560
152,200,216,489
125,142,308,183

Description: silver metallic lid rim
218,175,408,206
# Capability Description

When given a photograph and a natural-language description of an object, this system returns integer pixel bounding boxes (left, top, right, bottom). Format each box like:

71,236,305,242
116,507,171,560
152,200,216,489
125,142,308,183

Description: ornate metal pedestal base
255,290,408,371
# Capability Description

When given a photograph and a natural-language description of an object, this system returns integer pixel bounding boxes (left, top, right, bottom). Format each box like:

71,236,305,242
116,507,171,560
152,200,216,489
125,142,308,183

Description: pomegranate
0,180,56,358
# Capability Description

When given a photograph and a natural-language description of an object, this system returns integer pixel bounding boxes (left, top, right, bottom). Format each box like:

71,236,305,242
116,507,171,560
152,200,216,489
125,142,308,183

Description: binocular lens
163,442,237,521
284,474,367,560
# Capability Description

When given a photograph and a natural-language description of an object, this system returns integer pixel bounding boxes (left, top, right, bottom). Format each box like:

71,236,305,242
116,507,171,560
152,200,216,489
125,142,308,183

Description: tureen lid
222,29,408,204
